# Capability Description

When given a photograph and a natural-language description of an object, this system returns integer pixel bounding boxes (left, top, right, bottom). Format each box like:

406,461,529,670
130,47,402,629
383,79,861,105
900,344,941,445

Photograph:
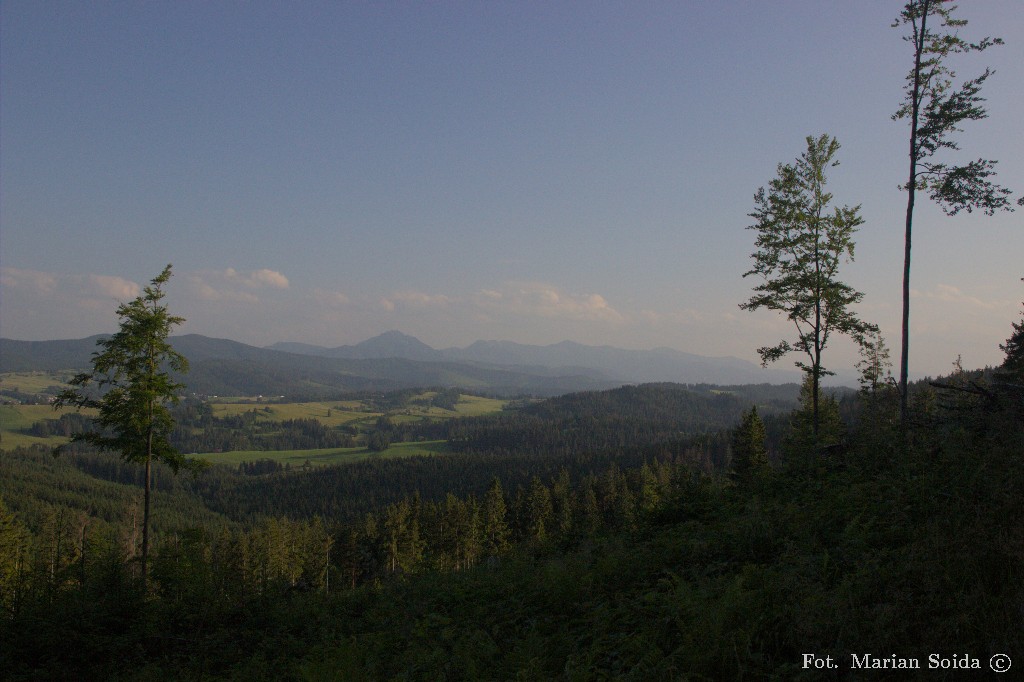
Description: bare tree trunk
900,2,928,425
142,452,151,587
143,397,153,588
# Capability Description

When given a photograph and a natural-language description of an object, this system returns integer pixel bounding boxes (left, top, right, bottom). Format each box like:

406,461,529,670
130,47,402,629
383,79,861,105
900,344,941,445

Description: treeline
2,362,1022,679
18,412,94,439
438,383,755,458
167,401,358,453
0,447,237,538
12,383,753,527
32,400,360,454
11,430,727,528
21,383,799,457
0,453,697,623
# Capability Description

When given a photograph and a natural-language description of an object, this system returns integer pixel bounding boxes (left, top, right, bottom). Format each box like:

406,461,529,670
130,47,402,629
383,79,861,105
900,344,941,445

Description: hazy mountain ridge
269,331,802,385
2,331,804,396
0,334,617,398
270,330,443,362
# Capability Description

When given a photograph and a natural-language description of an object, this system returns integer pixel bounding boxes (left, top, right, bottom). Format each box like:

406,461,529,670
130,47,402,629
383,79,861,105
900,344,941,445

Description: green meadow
0,371,72,395
207,393,508,426
209,401,376,426
0,404,90,450
1,389,505,455
199,439,450,467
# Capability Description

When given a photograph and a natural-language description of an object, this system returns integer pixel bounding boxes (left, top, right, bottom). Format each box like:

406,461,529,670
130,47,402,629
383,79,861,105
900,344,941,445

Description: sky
2,1,1022,379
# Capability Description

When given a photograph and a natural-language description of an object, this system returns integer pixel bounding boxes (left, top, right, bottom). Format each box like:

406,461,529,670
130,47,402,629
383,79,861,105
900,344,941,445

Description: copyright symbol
990,654,1011,673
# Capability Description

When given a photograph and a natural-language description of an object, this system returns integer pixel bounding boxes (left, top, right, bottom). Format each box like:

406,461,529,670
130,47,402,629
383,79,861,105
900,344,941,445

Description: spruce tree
53,265,199,585
482,478,510,557
731,406,769,479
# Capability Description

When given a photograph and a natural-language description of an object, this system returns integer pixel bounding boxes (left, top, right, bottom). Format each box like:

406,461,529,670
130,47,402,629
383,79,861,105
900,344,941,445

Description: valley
2,332,1022,679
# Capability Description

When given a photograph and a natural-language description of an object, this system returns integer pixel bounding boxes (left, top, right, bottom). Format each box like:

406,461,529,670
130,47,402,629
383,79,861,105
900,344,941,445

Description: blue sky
2,1,1022,378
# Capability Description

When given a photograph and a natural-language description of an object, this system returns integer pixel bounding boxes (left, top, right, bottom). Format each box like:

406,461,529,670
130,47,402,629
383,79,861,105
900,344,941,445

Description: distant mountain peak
352,331,439,360
369,330,422,341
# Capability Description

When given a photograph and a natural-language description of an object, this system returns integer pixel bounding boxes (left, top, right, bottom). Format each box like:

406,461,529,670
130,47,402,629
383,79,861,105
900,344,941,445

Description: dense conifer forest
2,339,1022,679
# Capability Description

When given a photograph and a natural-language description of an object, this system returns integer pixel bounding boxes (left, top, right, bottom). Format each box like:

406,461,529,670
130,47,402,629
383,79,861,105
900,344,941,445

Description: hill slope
1,335,615,397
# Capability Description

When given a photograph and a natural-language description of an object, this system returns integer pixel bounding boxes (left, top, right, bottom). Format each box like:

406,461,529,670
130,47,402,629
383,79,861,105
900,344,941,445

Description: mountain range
1,331,802,398
269,331,803,385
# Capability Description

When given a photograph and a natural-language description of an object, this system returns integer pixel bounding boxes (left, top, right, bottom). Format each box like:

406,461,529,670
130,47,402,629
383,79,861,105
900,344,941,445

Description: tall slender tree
741,134,876,440
54,265,199,585
481,478,510,557
731,406,768,480
893,0,1018,422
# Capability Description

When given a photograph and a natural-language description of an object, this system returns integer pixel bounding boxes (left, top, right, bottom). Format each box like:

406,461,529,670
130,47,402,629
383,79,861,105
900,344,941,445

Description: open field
0,404,90,449
0,371,72,395
208,393,508,425
1,391,506,453
199,439,450,466
209,401,378,427
446,394,508,416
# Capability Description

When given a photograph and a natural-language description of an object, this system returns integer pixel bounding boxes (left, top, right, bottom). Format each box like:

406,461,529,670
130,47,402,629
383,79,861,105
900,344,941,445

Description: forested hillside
2,351,1022,678
0,334,617,398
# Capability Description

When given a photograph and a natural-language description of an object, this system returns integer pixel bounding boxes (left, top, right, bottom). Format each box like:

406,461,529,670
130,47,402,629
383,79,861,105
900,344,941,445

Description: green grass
209,401,379,426
1,391,506,453
452,394,507,416
0,404,90,450
199,439,450,466
0,371,72,395
208,393,507,426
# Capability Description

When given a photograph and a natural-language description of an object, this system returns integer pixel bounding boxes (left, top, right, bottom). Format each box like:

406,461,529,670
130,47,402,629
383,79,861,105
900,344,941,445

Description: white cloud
383,290,453,309
473,283,624,323
0,268,145,339
87,274,140,300
183,268,291,304
313,288,351,306
0,267,139,303
0,267,58,295
184,275,260,303
224,267,290,289
911,283,1007,311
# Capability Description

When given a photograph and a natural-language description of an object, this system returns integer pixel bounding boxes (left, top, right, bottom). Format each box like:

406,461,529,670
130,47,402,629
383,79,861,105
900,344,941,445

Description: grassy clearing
392,393,508,419
1,391,506,453
199,439,450,467
207,393,507,426
0,371,72,395
0,431,69,450
209,401,378,426
0,404,93,450
452,394,507,416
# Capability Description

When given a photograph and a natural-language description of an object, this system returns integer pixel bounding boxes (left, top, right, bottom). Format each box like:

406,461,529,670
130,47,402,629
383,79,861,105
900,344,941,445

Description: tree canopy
53,264,199,582
741,133,875,439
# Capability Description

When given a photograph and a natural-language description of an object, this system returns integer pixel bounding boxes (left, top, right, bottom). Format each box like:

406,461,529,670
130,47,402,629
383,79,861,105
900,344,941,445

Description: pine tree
525,476,553,542
482,478,510,558
997,282,1024,383
638,463,661,514
731,406,769,480
785,375,844,460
